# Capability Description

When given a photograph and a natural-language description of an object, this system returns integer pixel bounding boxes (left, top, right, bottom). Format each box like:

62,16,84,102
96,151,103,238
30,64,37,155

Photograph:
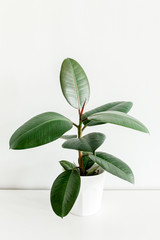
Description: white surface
0,190,159,240
71,170,105,216
0,0,160,189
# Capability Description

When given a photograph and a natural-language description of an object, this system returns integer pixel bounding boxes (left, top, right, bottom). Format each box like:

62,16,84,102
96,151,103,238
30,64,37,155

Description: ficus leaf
89,152,134,183
60,58,90,109
59,160,76,171
61,134,77,140
82,154,95,170
62,132,106,153
83,101,133,119
83,101,133,126
87,111,149,133
50,170,80,217
86,165,99,176
9,112,73,149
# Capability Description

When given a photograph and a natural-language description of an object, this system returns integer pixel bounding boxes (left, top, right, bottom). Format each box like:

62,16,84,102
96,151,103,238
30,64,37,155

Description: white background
0,0,159,189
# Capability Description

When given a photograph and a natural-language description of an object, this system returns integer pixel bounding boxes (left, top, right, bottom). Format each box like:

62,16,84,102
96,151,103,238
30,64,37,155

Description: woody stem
78,112,84,175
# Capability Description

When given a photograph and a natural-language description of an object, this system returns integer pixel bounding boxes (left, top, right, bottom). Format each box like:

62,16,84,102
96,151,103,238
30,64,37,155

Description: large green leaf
62,132,106,153
89,152,134,183
9,112,73,149
59,160,76,171
83,101,133,126
83,101,133,119
60,58,90,109
50,170,80,217
87,111,149,133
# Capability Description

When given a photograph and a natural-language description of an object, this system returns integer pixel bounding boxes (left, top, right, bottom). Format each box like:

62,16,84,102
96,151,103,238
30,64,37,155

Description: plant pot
70,169,106,216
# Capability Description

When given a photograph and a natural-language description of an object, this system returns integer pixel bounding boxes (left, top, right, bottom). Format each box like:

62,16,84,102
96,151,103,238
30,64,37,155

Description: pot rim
80,169,105,178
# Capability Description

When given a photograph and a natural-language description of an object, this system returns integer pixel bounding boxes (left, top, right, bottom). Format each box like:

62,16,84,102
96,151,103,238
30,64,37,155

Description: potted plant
9,58,149,218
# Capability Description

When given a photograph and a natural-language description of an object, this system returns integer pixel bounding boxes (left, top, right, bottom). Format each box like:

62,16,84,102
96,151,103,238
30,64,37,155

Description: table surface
0,190,159,240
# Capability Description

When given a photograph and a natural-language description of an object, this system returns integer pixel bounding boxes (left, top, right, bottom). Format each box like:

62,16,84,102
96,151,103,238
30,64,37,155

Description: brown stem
78,109,85,175
82,125,87,131
82,117,87,122
78,151,83,174
73,122,78,128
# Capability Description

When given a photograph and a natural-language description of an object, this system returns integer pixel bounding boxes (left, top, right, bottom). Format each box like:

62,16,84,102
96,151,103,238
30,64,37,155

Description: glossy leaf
60,58,90,109
50,170,80,217
9,112,73,149
61,134,77,140
86,165,99,176
59,160,76,170
83,101,133,119
62,132,106,153
83,101,133,126
82,154,95,170
89,152,134,183
88,111,149,133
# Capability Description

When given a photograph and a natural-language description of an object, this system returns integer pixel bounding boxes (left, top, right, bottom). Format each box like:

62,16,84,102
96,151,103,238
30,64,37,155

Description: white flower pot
71,170,106,216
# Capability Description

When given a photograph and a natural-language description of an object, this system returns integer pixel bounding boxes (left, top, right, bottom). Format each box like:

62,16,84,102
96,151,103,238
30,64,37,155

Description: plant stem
73,122,78,128
77,100,87,175
78,112,84,175
82,125,87,131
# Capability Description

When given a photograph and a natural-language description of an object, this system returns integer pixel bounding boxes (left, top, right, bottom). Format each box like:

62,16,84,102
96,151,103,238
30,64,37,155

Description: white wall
0,0,159,189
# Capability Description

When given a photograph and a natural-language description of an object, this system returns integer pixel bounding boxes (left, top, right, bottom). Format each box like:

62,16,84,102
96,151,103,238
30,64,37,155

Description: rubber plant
9,58,149,218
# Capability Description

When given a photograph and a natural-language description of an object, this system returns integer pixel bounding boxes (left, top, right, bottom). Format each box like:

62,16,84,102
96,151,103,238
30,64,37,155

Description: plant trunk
78,116,84,175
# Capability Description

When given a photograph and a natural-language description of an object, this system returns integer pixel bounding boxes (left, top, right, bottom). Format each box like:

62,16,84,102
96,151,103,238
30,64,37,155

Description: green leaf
83,101,133,119
61,134,77,140
9,112,73,149
50,170,80,217
86,165,99,176
62,132,106,153
60,58,90,109
59,160,76,171
89,152,134,183
88,111,149,133
83,101,133,126
82,154,95,170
